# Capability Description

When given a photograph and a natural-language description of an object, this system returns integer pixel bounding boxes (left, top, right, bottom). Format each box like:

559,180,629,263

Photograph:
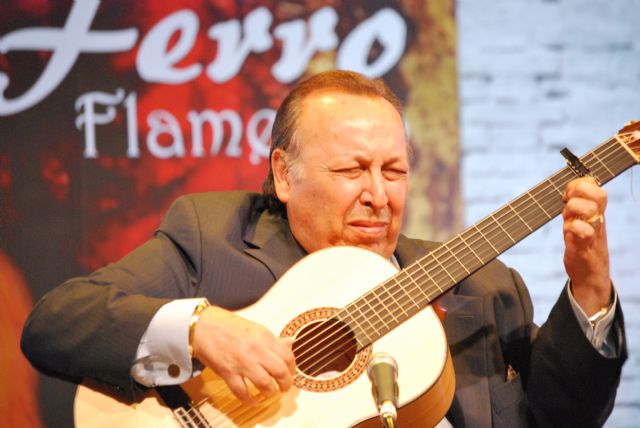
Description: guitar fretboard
338,134,638,349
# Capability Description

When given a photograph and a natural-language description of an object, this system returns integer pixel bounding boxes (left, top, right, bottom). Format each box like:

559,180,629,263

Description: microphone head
367,352,398,379
367,352,400,418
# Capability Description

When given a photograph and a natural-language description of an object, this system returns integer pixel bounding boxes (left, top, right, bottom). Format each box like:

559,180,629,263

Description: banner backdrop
0,0,458,426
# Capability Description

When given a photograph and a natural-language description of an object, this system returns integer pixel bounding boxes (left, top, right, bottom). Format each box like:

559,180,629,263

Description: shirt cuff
566,281,618,357
131,298,208,387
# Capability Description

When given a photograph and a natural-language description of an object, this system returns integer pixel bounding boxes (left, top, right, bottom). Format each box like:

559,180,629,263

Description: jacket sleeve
526,287,627,427
20,195,203,394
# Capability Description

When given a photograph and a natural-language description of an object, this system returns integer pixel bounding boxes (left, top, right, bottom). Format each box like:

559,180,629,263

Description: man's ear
272,149,290,204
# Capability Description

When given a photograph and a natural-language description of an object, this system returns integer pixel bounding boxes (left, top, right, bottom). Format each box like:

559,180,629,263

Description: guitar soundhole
281,307,371,391
293,319,356,378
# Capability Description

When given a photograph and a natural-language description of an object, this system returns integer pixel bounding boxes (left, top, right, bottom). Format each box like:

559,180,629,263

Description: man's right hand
190,306,296,404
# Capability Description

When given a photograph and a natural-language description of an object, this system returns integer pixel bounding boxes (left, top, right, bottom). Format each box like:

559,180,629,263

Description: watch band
188,300,210,358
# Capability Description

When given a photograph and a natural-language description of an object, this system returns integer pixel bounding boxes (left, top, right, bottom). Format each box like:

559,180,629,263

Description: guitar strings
183,382,288,427
289,138,633,377
178,136,636,424
293,140,630,376
297,141,632,377
179,383,258,426
200,394,272,427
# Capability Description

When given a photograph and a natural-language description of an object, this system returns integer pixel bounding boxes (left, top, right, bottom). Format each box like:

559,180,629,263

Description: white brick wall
457,0,640,425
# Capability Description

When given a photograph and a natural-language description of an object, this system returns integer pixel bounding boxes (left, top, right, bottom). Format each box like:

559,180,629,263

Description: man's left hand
562,177,612,316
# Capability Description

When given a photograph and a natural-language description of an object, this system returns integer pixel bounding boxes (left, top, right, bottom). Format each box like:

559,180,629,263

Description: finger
562,196,606,237
282,336,295,347
563,178,607,209
562,197,599,221
226,374,258,405
564,176,598,193
564,218,597,241
259,350,294,393
253,330,296,375
273,337,297,375
244,364,279,398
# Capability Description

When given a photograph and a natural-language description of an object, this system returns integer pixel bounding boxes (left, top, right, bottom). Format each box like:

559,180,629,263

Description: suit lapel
242,210,307,280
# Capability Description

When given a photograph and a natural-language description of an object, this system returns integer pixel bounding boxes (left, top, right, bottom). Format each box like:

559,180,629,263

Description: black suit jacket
22,191,626,427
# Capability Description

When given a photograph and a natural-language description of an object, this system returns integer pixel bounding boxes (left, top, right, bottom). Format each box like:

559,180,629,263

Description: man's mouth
348,220,389,237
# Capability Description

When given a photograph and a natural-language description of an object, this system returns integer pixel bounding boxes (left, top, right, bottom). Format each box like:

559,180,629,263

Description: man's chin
343,232,397,259
348,242,394,259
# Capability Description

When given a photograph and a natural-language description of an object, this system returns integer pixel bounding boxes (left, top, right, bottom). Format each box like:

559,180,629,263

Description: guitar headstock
617,120,640,162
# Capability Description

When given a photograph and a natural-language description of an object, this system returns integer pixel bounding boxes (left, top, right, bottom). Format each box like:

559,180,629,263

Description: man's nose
360,171,388,210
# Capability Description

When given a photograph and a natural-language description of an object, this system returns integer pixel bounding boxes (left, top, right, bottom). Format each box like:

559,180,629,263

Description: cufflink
168,364,181,378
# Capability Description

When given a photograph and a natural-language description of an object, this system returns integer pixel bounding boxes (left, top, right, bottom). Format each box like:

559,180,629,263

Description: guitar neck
340,130,640,348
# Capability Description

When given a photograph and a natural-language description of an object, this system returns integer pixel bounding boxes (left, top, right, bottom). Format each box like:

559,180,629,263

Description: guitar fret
370,288,399,325
473,224,500,255
378,285,409,319
459,231,484,264
344,303,377,344
443,241,471,275
459,241,477,273
404,267,431,302
431,251,457,284
393,275,420,309
489,213,516,244
528,180,563,227
365,296,390,335
546,177,564,197
590,149,615,178
510,203,533,232
417,257,445,294
600,143,633,179
526,191,552,219
410,257,444,303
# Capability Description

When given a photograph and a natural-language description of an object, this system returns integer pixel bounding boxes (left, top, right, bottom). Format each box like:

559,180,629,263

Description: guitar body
75,246,454,427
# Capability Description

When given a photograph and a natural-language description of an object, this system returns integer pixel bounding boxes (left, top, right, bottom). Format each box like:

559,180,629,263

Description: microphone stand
382,414,396,428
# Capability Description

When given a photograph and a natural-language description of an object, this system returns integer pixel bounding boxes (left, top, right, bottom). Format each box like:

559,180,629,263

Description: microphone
367,352,399,428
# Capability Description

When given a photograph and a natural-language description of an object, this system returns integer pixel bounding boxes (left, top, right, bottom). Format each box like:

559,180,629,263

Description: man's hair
261,70,403,215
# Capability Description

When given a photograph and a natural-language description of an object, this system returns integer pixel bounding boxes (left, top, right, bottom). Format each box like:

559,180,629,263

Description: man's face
273,91,409,258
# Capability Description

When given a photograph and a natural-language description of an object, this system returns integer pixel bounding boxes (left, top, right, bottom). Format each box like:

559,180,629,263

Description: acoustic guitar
75,121,640,427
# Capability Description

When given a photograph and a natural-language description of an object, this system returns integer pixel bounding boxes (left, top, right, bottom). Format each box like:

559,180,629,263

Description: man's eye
335,167,362,176
383,169,407,180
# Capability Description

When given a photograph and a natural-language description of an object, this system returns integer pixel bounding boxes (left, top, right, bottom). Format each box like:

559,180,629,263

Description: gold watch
188,300,210,358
